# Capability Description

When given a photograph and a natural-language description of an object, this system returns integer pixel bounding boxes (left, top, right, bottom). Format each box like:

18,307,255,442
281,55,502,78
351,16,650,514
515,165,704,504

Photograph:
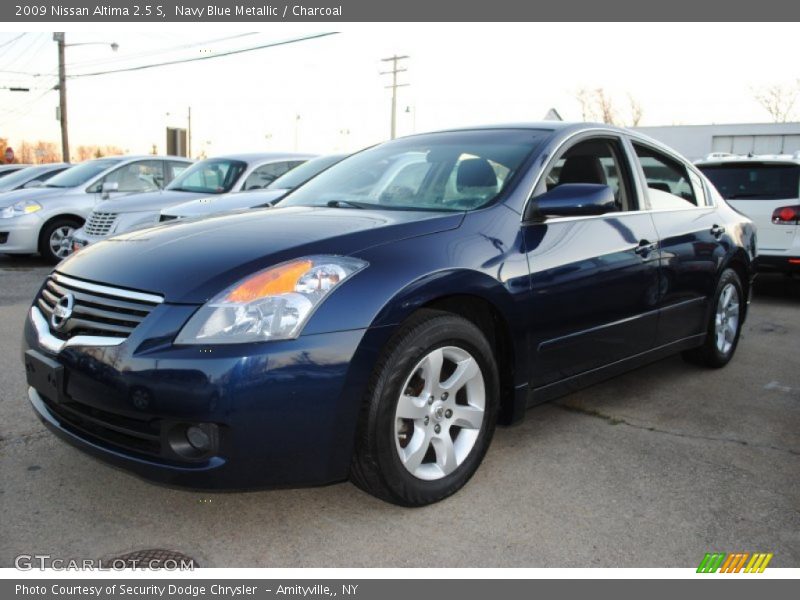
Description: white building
632,122,800,161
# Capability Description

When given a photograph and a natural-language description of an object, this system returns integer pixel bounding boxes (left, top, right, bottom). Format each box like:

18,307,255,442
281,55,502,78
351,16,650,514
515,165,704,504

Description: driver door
523,134,661,388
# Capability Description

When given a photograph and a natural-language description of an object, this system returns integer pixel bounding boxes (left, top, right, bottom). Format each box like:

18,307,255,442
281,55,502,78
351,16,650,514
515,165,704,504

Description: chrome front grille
83,211,119,236
36,272,163,340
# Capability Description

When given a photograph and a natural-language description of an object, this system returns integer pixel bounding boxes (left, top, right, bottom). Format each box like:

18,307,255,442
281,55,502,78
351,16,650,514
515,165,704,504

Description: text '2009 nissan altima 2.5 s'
22,123,757,506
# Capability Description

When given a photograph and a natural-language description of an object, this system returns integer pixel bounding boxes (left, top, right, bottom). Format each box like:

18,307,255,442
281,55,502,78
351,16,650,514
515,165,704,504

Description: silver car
72,153,314,250
160,154,347,221
0,156,192,262
0,163,71,193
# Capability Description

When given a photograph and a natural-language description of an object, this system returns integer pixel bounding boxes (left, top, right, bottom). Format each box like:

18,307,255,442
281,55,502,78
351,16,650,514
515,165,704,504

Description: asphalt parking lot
1,255,798,568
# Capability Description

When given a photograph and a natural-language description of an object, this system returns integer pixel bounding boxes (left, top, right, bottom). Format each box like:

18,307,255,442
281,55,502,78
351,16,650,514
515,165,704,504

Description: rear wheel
350,309,499,506
682,268,743,368
39,218,81,264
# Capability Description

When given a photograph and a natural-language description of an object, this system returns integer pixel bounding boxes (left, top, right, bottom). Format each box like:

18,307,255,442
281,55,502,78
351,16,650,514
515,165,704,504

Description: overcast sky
0,23,797,159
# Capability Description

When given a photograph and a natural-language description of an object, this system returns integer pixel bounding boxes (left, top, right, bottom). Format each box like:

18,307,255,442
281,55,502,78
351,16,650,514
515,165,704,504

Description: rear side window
243,161,303,190
697,163,800,200
633,143,697,208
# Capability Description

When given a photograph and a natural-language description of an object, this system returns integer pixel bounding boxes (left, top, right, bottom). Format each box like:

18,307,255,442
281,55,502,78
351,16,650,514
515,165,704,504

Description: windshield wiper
326,199,369,209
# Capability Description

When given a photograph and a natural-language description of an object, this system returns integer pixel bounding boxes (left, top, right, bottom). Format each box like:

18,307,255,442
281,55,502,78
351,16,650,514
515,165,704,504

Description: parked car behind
160,154,347,222
697,154,800,274
0,164,31,178
72,153,314,250
0,163,71,193
0,156,191,263
22,123,756,506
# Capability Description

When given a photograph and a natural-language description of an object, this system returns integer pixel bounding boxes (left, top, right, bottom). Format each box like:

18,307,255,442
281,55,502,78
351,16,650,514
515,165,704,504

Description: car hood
95,189,209,213
0,186,70,206
165,189,287,218
60,205,464,303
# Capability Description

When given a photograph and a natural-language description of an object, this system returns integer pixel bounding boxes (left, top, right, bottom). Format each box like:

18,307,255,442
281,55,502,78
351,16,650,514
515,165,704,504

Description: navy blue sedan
22,123,756,506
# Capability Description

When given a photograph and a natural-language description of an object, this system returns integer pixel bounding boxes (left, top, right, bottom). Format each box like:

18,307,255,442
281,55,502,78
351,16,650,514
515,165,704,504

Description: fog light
186,426,211,451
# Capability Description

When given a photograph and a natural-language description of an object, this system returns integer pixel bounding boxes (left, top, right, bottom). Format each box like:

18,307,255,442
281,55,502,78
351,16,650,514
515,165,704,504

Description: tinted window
543,137,635,211
44,159,122,188
167,158,247,194
698,163,800,200
280,129,548,211
633,143,697,208
243,161,303,190
268,155,345,191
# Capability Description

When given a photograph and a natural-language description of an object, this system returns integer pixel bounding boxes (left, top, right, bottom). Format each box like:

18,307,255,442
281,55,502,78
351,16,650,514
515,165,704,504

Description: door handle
711,224,726,238
634,240,657,257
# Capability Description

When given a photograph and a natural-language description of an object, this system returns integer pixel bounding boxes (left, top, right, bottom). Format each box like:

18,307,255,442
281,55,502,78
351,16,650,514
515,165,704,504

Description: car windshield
279,129,549,211
0,166,52,191
167,158,247,194
44,159,122,188
267,155,345,191
699,163,800,200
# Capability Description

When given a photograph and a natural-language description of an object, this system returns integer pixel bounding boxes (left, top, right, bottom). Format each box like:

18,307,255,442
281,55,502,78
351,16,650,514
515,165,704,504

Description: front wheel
350,309,499,506
682,268,744,368
39,218,81,264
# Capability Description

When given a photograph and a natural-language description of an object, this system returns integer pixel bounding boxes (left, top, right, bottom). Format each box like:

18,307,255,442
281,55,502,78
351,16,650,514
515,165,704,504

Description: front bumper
0,213,43,253
24,303,386,490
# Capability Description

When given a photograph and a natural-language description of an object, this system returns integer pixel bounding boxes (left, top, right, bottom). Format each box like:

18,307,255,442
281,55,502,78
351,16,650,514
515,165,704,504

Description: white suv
697,154,800,275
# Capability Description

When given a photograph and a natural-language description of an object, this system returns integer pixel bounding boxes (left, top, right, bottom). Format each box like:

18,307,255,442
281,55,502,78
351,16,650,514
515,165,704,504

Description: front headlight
0,200,43,219
175,255,368,345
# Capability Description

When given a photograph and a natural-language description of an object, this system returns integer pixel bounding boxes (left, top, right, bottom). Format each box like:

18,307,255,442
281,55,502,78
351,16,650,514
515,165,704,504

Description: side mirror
527,183,616,220
101,181,119,199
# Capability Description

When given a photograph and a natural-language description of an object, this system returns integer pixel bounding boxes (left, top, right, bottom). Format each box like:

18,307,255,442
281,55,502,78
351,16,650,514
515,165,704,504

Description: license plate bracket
24,349,64,403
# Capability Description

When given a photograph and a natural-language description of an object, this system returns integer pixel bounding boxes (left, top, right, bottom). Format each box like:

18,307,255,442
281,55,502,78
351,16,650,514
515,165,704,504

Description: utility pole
54,32,68,162
380,55,409,139
187,106,192,158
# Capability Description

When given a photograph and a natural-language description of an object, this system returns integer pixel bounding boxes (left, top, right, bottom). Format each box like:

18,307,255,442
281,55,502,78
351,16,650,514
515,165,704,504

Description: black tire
38,217,81,264
350,309,499,506
682,268,744,368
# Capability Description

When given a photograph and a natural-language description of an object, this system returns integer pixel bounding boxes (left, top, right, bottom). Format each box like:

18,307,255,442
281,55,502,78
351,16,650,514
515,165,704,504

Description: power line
0,33,26,51
64,32,261,70
67,32,339,79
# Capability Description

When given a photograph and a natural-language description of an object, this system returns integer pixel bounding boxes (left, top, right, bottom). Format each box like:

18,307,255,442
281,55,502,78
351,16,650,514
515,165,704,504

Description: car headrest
456,158,498,191
559,155,607,185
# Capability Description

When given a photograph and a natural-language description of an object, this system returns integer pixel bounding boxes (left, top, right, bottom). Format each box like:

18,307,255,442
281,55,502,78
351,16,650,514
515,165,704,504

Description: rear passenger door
629,140,724,345
524,134,661,387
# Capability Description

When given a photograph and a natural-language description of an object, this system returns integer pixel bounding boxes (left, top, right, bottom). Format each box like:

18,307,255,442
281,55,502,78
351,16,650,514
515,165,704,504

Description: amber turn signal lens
225,260,313,302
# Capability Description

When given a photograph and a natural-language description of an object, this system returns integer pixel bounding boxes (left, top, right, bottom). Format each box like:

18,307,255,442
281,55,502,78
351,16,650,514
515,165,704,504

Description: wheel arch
368,269,529,425
37,213,85,250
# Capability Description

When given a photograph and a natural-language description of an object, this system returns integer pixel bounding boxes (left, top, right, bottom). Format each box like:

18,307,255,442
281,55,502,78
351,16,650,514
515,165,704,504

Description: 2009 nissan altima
22,123,756,506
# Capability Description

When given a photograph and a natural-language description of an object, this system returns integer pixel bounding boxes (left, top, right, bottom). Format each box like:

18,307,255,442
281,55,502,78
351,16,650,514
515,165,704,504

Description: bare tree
594,88,619,125
753,81,800,122
576,87,594,121
628,94,644,127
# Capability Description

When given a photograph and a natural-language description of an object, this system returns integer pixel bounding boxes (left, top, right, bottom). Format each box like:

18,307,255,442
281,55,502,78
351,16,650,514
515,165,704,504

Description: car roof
205,152,317,161
99,155,193,162
696,154,800,166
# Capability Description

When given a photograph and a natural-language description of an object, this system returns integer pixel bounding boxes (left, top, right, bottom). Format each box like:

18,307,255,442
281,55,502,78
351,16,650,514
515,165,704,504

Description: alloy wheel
49,225,76,260
714,282,740,355
394,345,486,481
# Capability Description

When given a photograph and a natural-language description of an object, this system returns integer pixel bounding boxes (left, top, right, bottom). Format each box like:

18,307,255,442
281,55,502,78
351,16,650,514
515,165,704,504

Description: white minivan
697,154,800,275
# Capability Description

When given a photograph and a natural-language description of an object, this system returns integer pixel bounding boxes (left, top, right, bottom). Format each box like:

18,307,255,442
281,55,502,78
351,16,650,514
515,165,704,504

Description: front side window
45,159,123,189
541,137,636,211
91,160,165,193
280,129,549,211
697,163,800,200
243,161,303,190
167,159,247,194
633,143,697,208
167,161,191,182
